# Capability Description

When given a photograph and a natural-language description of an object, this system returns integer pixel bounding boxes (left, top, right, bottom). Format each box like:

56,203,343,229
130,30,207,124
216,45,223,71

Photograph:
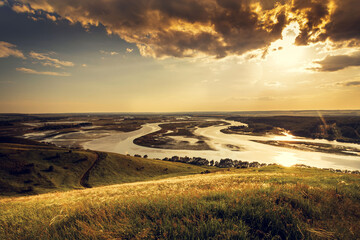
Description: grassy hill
1,139,360,239
0,141,95,195
0,140,210,196
87,153,211,187
1,165,360,239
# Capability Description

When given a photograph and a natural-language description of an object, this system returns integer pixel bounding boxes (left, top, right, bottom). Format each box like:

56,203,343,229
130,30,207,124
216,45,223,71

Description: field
1,165,360,239
0,139,210,196
1,113,360,239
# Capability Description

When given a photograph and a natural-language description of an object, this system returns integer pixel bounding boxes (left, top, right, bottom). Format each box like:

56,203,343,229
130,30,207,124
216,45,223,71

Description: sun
266,22,306,67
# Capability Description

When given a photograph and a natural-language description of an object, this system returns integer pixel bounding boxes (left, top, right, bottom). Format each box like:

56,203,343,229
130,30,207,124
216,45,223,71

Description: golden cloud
12,4,35,14
29,52,74,68
16,67,71,76
0,41,25,59
14,0,360,58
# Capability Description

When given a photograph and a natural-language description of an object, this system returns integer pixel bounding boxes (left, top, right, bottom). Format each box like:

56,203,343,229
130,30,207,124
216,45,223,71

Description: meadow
0,141,209,196
1,165,360,239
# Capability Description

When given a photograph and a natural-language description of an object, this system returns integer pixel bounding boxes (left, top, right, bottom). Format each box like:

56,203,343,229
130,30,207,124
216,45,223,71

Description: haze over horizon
1,0,360,113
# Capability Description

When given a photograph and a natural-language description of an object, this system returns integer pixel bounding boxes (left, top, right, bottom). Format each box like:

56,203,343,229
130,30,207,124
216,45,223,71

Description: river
82,120,360,170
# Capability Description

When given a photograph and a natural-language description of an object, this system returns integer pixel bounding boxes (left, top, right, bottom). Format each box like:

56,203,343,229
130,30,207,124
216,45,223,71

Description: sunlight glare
272,132,296,141
274,152,300,167
267,22,305,67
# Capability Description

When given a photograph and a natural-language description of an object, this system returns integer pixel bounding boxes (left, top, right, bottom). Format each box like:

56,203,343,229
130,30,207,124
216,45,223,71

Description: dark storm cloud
11,0,288,58
291,0,330,45
324,0,360,42
313,52,360,72
9,0,360,58
292,0,360,46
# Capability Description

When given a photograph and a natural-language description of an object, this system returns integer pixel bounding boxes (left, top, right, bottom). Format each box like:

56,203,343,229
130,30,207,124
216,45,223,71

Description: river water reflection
81,121,360,170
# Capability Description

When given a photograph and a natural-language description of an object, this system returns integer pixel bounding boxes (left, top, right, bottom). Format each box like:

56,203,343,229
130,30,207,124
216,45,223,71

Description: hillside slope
0,142,96,195
88,153,211,187
1,166,360,239
0,140,209,196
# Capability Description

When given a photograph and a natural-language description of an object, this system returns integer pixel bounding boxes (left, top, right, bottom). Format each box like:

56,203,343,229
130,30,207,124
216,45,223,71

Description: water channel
80,121,360,170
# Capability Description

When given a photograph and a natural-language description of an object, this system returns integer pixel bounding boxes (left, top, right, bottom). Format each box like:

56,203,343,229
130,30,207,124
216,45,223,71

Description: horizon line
1,109,360,115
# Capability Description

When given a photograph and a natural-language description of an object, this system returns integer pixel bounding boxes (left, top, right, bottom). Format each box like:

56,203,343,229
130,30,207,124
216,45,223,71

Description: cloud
45,13,56,21
228,96,285,102
323,0,360,43
312,52,360,71
16,67,70,76
12,4,35,14
14,0,360,58
0,41,25,59
344,81,360,87
29,51,74,68
100,50,119,56
14,0,288,58
126,48,133,53
265,81,281,88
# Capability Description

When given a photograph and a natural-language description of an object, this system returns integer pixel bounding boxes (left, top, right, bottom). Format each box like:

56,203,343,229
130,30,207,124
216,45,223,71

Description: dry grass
1,165,360,239
0,143,210,196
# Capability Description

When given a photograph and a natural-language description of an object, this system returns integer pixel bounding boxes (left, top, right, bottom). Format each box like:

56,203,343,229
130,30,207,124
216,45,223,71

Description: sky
0,0,359,113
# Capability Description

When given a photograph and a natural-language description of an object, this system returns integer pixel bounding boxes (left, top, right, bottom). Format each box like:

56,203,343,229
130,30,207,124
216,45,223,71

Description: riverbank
15,117,360,171
79,120,360,171
157,154,360,175
252,140,360,156
225,116,360,144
